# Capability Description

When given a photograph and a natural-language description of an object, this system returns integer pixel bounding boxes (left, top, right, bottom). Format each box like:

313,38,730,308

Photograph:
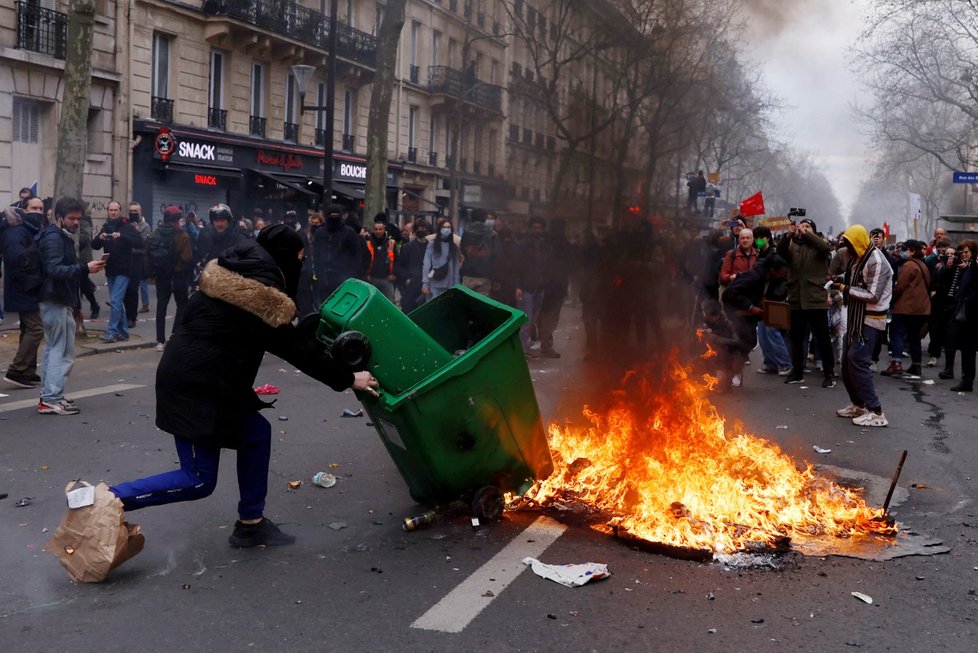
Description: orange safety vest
366,239,395,276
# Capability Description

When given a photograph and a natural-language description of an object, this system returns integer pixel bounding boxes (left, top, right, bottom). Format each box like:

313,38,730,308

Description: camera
787,208,807,218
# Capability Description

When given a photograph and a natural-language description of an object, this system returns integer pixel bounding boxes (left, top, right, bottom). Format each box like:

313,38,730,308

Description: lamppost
291,0,338,210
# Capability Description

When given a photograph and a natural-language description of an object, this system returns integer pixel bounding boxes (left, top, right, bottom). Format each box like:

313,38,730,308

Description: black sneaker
822,376,836,388
3,372,39,388
90,304,100,320
228,518,296,548
539,349,561,359
784,373,804,384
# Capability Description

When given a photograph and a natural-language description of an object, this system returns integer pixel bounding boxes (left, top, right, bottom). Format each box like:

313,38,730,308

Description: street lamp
291,0,338,210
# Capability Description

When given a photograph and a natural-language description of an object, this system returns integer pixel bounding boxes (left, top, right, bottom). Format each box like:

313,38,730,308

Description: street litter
312,472,337,488
278,416,288,422
342,408,364,418
15,497,31,507
813,445,832,454
851,591,873,604
910,483,932,489
921,380,935,385
329,521,347,530
287,480,302,489
776,425,789,429
522,557,611,588
254,384,279,395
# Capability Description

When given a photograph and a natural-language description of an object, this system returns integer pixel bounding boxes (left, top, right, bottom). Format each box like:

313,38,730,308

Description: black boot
229,518,296,548
938,368,954,380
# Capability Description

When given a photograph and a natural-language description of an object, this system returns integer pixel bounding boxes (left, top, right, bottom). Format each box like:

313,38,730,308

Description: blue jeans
39,302,76,403
519,289,546,351
842,324,883,412
110,413,272,521
106,274,130,338
140,278,150,306
757,324,791,370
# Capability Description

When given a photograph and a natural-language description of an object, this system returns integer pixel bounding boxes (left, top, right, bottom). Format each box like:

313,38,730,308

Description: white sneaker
156,342,165,352
732,373,742,388
836,404,869,418
927,357,938,367
870,362,878,372
853,411,888,427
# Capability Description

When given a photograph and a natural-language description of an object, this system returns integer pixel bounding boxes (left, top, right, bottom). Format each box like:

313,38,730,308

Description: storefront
132,121,400,225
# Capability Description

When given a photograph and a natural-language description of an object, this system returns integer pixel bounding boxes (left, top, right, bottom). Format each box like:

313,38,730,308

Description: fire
525,360,896,555
695,329,717,359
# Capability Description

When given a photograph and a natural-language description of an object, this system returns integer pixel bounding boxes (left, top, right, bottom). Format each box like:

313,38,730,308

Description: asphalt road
1,302,977,652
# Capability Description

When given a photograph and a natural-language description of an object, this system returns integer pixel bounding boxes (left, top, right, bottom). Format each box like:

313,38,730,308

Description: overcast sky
742,0,872,220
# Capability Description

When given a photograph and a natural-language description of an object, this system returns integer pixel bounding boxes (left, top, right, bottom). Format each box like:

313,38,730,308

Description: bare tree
55,0,96,201
365,0,406,221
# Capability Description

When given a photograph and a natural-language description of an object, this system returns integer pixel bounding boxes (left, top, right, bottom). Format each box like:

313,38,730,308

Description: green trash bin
319,281,553,518
315,280,454,394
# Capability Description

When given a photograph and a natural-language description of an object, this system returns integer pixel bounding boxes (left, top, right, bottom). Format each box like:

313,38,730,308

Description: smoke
739,0,831,41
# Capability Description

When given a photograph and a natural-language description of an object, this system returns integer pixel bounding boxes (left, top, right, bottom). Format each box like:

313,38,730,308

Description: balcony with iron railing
315,128,327,147
250,115,266,137
151,97,174,124
409,64,420,84
472,160,480,175
283,121,299,143
407,147,417,163
342,133,354,150
509,124,519,141
203,0,378,70
428,66,503,115
429,151,438,166
208,107,227,131
15,1,67,60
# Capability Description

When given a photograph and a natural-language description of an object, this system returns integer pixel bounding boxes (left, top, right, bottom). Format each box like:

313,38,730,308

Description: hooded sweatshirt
841,225,892,334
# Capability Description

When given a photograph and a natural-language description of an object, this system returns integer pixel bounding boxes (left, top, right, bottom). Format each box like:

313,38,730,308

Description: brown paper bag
44,481,145,583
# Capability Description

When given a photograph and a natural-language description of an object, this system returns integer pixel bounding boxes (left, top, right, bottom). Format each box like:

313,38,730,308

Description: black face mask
326,216,342,231
23,211,44,229
310,223,322,234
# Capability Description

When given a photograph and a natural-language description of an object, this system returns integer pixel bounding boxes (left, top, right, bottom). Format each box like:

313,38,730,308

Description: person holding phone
91,200,142,343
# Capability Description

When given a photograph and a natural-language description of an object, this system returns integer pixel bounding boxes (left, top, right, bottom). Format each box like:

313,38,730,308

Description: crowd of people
693,218,978,428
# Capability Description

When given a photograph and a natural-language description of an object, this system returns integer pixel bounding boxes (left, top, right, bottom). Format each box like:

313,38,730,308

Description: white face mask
439,227,452,238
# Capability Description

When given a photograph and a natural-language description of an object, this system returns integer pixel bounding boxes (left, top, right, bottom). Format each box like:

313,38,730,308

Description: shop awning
247,169,318,198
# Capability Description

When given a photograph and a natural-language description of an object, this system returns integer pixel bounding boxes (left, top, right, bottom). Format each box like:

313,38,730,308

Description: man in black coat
312,206,362,305
394,219,430,313
107,225,379,549
2,202,45,388
91,200,142,342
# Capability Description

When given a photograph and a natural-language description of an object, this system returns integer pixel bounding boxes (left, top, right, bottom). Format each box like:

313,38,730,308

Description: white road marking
411,515,567,633
0,383,145,414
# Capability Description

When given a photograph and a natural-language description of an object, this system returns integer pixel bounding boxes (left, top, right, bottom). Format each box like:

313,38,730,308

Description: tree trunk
365,0,406,221
55,0,96,201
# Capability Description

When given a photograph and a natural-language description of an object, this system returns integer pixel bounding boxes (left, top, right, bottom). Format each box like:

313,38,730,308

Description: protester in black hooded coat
106,225,379,550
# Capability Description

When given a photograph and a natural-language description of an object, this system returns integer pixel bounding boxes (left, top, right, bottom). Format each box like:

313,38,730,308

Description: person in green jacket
777,218,836,388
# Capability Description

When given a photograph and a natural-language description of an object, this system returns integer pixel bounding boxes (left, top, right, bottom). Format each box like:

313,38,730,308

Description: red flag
739,192,765,217
882,221,890,238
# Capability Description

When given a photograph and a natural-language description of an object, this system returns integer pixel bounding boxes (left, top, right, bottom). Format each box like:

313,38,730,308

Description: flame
525,359,895,554
695,329,717,359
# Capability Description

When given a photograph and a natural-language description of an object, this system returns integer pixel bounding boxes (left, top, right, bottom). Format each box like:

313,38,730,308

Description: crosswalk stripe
0,383,146,414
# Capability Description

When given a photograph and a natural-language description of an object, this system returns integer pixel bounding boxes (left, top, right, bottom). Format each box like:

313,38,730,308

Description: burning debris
516,360,898,558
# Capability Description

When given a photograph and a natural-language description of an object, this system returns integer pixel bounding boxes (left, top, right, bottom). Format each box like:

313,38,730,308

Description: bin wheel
296,313,321,341
331,331,372,370
471,486,504,522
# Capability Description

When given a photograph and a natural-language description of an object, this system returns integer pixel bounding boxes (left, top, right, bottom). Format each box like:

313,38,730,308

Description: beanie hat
799,218,817,232
163,205,182,223
257,223,304,298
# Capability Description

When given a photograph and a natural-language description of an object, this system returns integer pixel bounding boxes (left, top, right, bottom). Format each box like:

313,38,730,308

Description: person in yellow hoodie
831,225,893,427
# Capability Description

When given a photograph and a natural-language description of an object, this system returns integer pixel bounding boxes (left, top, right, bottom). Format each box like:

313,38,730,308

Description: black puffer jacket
156,240,354,448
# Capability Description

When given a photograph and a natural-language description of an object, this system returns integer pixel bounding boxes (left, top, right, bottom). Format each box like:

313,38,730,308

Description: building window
411,21,420,66
251,62,264,118
87,108,103,154
375,3,384,35
317,82,327,132
432,30,441,67
429,114,438,157
286,73,297,125
12,97,41,144
343,89,353,136
152,33,170,99
408,105,418,149
209,50,224,110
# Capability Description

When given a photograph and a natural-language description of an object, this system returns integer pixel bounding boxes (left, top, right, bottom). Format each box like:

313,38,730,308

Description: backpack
146,230,177,275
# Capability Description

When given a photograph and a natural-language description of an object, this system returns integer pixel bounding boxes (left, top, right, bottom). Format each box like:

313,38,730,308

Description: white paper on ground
522,556,611,587
66,485,96,509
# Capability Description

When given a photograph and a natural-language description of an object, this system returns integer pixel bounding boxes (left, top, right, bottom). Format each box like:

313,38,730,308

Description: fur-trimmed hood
199,259,296,327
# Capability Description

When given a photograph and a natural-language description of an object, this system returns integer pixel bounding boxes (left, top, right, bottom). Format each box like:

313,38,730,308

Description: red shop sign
194,174,218,186
256,150,303,171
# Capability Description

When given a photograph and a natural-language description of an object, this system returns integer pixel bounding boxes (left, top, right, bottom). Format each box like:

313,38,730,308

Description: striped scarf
845,244,876,345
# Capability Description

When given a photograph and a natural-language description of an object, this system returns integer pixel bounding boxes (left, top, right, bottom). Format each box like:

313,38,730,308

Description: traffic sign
953,172,978,183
